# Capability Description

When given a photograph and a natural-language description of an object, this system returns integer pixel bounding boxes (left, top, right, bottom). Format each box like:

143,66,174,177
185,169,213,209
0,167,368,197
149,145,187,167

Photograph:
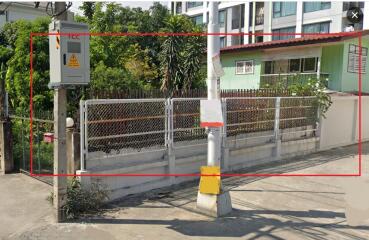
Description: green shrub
48,178,109,219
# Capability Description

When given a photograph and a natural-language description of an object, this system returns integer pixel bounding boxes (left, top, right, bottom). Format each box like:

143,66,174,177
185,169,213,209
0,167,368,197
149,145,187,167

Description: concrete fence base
84,129,318,202
78,96,369,202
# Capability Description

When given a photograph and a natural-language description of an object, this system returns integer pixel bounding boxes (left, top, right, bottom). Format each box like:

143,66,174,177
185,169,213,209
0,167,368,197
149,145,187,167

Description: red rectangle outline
29,31,363,177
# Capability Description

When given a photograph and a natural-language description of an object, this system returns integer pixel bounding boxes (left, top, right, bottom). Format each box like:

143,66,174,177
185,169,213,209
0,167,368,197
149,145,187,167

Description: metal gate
9,111,54,181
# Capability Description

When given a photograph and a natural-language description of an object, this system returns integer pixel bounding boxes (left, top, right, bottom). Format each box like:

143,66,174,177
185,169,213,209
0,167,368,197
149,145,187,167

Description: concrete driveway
1,143,369,240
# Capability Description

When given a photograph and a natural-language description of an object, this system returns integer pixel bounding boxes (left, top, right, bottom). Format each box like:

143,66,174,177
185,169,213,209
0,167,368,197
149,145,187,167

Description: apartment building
170,1,369,47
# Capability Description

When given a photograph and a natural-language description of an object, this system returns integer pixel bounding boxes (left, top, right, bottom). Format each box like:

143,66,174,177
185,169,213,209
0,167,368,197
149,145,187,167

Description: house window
232,6,240,29
272,26,296,40
343,2,365,11
231,35,241,45
220,37,225,48
255,31,264,43
348,44,368,73
186,2,203,9
219,10,225,28
176,2,182,14
303,58,317,72
264,61,274,74
303,22,330,33
273,2,297,18
289,59,301,72
235,60,254,75
191,15,203,26
303,2,331,13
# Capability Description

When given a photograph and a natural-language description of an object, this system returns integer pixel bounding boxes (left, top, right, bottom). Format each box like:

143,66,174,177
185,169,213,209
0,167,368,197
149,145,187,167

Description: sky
70,1,169,15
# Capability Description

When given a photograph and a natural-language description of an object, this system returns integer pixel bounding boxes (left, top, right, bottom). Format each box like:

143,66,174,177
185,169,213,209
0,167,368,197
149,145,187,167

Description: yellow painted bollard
199,166,221,195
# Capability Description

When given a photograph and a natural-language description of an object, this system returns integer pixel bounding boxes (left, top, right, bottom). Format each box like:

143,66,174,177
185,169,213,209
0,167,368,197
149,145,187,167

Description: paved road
1,143,369,240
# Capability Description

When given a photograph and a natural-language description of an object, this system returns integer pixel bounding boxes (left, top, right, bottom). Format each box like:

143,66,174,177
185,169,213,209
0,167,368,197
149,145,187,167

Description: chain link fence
279,97,317,129
171,98,207,148
83,99,167,160
225,97,276,139
9,110,54,175
81,96,319,165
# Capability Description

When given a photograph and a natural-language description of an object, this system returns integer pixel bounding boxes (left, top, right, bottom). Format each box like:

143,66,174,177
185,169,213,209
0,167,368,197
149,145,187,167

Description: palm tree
159,15,206,96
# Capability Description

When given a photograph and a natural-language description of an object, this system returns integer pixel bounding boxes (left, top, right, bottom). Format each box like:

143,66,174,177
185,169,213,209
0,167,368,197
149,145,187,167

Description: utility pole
53,1,68,223
206,1,221,167
196,1,232,217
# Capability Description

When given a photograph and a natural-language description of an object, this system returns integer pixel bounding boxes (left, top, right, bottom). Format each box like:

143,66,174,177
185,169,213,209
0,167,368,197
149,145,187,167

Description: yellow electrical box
199,166,221,194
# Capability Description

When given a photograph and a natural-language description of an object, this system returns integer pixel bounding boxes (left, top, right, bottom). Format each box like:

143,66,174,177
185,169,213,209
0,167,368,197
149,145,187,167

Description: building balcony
260,73,330,89
255,14,264,25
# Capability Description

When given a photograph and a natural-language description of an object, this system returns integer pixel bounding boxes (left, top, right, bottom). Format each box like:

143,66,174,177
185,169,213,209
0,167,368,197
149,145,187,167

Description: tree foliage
1,18,52,113
0,3,206,114
159,15,206,94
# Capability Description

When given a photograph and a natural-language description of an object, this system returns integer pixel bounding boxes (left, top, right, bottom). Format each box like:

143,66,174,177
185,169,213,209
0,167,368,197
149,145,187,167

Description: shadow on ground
77,143,369,239
82,207,369,239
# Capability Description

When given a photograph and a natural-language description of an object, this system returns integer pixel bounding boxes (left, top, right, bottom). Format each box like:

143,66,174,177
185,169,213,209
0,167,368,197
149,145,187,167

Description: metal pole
207,2,221,167
53,1,68,223
79,100,85,171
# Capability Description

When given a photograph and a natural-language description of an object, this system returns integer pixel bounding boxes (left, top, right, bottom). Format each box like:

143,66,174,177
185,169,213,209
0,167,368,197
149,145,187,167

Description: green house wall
321,44,344,91
220,36,369,92
220,51,262,89
341,37,369,93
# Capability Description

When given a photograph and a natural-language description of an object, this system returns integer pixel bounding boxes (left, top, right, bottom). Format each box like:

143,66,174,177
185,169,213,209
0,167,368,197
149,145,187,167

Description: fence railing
9,111,54,175
260,73,330,88
81,96,318,169
80,99,167,165
89,88,299,99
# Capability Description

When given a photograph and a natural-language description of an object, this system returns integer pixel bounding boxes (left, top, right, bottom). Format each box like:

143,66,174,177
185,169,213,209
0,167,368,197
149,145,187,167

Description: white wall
0,4,46,28
364,2,369,30
85,127,319,201
319,96,369,150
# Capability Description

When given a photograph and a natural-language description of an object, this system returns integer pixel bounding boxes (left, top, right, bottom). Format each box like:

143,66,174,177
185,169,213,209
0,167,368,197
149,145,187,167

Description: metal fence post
166,98,175,184
274,97,281,158
37,122,41,173
76,100,91,190
79,100,85,171
21,118,26,170
221,98,229,171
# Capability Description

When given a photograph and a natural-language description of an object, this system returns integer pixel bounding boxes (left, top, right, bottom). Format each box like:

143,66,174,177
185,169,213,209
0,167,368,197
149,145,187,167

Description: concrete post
202,1,207,24
317,57,321,80
263,2,272,42
169,100,176,185
0,120,13,174
52,2,68,223
0,65,13,174
243,2,250,44
196,2,232,217
53,88,68,222
295,1,303,38
251,1,256,43
273,97,281,159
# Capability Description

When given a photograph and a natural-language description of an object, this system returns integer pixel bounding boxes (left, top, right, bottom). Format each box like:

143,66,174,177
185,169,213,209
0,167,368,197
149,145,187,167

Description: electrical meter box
49,21,90,88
